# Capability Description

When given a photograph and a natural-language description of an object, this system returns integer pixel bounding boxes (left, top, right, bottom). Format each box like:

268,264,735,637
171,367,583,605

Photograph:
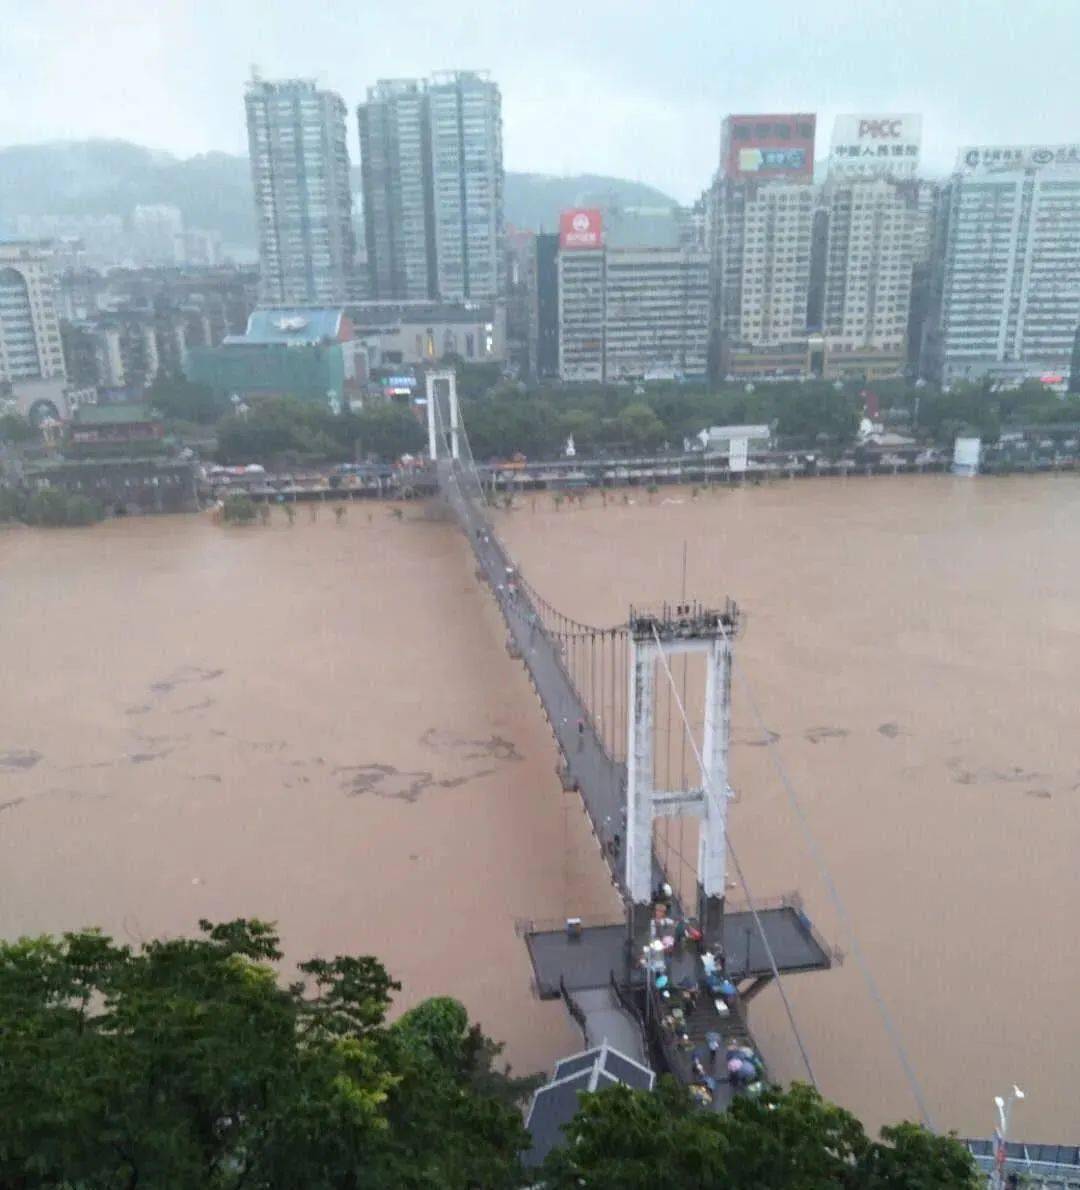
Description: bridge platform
525,906,831,1000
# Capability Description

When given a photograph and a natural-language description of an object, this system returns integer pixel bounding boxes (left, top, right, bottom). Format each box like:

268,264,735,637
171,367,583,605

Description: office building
0,241,66,385
820,177,919,379
557,209,709,382
710,115,817,378
357,71,504,304
244,76,355,305
925,145,1080,387
357,80,435,301
427,71,504,302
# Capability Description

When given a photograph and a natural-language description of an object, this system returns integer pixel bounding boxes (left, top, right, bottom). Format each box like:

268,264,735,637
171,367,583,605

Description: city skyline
2,0,1076,202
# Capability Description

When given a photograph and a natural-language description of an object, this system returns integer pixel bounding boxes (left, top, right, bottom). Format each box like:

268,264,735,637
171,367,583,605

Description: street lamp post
990,1085,1024,1190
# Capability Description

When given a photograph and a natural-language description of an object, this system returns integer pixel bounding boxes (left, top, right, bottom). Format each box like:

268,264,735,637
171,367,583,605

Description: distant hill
502,172,678,233
0,140,679,250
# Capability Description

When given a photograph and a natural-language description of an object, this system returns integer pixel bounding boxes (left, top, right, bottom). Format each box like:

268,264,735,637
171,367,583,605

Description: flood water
498,474,1080,1139
2,474,1078,1138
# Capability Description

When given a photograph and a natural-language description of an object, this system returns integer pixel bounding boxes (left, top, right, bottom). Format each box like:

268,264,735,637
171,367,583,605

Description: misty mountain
0,140,678,251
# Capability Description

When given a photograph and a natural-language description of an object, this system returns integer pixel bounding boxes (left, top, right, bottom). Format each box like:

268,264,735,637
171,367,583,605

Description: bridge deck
454,474,627,895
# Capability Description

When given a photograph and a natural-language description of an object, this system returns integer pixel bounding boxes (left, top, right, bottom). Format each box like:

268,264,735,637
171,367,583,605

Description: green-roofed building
185,307,358,406
66,403,167,458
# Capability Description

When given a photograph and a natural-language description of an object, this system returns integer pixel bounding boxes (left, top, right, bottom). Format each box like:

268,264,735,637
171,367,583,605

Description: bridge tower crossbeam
626,602,739,946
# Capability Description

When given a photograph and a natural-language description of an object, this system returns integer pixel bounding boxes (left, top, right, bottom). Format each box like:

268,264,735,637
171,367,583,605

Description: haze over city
2,0,1075,196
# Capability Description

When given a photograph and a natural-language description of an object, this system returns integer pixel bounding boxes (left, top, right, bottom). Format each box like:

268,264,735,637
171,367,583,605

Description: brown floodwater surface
0,506,619,1082
497,475,1080,1139
3,474,1079,1138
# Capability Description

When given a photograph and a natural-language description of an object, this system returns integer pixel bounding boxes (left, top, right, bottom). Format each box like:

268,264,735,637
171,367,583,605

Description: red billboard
559,208,604,250
721,114,816,182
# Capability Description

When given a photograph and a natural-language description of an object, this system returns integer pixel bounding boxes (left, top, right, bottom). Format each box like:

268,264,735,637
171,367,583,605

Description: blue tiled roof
241,307,343,345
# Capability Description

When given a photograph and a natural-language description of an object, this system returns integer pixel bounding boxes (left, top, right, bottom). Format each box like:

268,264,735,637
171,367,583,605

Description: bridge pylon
425,369,461,461
626,602,739,947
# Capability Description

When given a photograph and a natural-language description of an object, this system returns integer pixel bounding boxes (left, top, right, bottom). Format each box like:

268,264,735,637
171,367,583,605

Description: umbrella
727,1058,742,1074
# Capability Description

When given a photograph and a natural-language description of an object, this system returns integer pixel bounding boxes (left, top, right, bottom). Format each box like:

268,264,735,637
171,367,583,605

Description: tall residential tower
357,80,435,301
710,115,817,378
245,76,355,305
356,71,504,303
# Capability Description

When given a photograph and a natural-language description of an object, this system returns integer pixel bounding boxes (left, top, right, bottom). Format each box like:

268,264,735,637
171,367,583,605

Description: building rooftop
237,308,345,346
524,1041,654,1169
347,302,496,327
71,403,160,426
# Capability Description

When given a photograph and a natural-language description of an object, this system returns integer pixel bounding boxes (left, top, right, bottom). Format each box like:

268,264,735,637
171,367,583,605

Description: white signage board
729,437,749,474
830,114,922,178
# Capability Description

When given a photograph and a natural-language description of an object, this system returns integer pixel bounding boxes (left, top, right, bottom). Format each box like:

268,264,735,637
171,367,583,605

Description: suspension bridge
425,369,833,1102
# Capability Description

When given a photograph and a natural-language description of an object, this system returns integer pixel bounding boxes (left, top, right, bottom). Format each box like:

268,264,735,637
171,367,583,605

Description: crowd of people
640,883,766,1106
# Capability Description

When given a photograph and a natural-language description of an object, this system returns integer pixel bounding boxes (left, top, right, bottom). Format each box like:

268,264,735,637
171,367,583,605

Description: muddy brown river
2,474,1078,1139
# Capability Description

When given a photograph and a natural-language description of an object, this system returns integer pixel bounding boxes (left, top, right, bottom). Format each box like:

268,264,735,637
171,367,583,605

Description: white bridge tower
425,369,461,461
625,603,738,941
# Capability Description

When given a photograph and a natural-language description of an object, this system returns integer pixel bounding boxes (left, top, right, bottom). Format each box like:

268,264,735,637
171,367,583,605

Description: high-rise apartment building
357,71,504,304
710,115,817,378
0,241,66,385
245,76,355,305
819,178,918,379
427,71,504,302
711,179,817,377
357,80,435,301
925,145,1080,387
557,210,709,382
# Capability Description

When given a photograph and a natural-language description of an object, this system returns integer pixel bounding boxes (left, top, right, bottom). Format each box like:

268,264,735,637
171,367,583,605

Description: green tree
221,493,258,524
148,377,227,425
774,385,860,449
20,488,103,527
0,411,37,444
353,402,426,462
541,1081,979,1190
616,402,666,451
216,397,357,465
0,920,528,1189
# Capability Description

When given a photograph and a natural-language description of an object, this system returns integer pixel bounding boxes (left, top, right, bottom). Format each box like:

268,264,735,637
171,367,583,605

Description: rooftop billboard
721,114,815,182
559,208,604,250
829,114,922,178
957,144,1080,172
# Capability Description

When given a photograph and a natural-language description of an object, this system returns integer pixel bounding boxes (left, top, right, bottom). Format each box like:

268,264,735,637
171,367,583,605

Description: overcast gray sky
1,0,1075,200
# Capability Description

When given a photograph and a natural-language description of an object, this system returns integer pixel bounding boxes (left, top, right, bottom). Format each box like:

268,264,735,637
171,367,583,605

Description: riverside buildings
0,241,66,387
924,145,1080,387
709,115,818,378
357,71,504,303
556,209,709,382
818,116,924,379
244,76,355,305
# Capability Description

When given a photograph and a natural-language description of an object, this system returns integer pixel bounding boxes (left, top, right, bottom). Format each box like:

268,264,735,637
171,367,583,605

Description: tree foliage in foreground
0,919,980,1189
0,919,532,1189
540,1079,980,1190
